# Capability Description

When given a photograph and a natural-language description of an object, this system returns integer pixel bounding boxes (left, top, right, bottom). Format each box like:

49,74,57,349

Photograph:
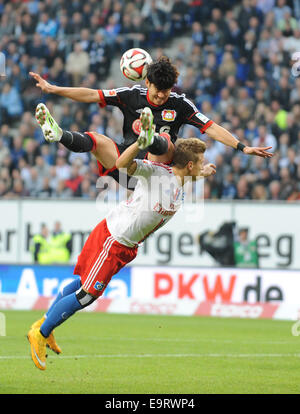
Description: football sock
40,292,82,338
60,131,94,152
148,134,169,155
45,278,81,319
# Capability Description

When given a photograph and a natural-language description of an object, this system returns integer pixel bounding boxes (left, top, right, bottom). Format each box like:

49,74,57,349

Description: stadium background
1,0,300,395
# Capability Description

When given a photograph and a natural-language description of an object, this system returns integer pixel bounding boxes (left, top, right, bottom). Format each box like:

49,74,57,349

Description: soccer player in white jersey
27,119,216,370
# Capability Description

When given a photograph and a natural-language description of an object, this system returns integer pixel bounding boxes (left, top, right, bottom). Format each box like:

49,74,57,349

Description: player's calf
39,288,96,339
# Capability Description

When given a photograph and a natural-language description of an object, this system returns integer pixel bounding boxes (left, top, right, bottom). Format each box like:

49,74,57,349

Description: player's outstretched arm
115,142,139,176
29,72,100,103
205,122,273,159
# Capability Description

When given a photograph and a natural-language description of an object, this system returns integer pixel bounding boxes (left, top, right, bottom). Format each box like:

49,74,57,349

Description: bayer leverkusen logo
132,119,141,135
161,109,176,122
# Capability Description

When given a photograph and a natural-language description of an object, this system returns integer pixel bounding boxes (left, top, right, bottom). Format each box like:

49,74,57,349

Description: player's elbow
115,158,128,171
116,159,136,175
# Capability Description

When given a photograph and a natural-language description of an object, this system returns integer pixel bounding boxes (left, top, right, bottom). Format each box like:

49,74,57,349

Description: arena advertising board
0,264,299,320
0,200,300,269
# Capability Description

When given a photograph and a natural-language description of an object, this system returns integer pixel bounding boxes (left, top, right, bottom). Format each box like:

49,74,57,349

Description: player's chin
154,98,168,106
147,142,174,164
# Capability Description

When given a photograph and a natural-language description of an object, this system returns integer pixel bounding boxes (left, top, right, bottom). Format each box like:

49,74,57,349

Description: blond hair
173,138,206,168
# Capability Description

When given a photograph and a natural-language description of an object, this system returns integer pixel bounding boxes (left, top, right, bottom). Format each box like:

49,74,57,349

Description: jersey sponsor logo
132,118,141,135
161,109,177,122
94,281,105,291
153,202,177,217
103,89,117,97
195,112,209,124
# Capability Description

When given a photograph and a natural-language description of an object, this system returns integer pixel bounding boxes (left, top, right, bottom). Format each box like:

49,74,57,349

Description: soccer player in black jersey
30,56,272,188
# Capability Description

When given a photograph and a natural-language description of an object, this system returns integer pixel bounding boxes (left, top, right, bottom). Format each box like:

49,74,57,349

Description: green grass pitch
0,310,300,394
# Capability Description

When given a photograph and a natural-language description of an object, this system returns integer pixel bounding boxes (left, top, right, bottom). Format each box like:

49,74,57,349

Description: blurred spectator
235,177,251,200
251,183,268,200
253,125,277,151
0,82,23,124
65,163,83,196
30,224,52,264
65,42,90,85
0,138,9,166
222,171,237,199
36,12,58,38
170,0,189,35
89,32,111,79
269,180,281,199
1,0,299,203
234,227,259,268
50,221,73,263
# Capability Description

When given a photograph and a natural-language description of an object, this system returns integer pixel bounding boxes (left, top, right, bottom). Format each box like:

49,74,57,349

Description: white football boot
137,107,155,149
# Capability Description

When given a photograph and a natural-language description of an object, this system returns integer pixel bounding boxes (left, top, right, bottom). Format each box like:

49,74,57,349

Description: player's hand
202,163,216,177
243,146,273,158
29,72,53,93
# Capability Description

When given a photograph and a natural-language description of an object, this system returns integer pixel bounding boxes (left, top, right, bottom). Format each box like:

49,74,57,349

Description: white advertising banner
0,199,299,269
130,266,300,306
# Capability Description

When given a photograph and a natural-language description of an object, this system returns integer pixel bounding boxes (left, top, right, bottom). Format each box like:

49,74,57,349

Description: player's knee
147,134,174,164
148,133,169,155
75,287,97,308
89,131,102,149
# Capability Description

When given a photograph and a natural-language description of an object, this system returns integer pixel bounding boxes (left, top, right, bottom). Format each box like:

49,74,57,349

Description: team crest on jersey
103,89,117,97
132,118,141,135
94,281,105,291
161,109,176,122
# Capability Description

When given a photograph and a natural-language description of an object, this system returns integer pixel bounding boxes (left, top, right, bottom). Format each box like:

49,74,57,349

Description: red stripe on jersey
138,218,165,244
189,117,214,133
187,111,198,121
84,131,97,151
98,90,107,108
200,120,214,133
144,160,173,173
146,90,160,107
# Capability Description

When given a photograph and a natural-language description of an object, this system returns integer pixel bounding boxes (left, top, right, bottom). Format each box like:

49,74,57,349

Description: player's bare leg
35,103,119,169
89,132,119,170
35,103,170,170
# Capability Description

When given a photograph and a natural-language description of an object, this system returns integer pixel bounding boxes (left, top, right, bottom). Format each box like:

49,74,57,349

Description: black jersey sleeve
97,86,139,109
181,96,214,133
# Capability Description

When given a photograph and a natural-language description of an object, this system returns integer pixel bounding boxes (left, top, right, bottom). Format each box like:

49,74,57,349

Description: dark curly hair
146,56,179,90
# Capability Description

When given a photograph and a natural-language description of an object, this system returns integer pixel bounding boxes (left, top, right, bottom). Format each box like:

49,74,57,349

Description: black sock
60,131,94,153
147,134,168,155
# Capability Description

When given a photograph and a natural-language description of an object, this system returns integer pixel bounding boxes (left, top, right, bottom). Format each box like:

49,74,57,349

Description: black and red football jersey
97,85,214,146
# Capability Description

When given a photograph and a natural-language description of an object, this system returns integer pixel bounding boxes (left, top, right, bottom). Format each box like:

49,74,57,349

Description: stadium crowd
1,0,300,201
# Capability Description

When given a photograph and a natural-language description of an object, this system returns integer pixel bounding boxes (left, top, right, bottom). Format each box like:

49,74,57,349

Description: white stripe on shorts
83,236,115,291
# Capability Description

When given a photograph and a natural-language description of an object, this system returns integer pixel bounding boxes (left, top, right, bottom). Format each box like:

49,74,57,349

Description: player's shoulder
142,159,174,175
115,84,147,95
169,91,198,112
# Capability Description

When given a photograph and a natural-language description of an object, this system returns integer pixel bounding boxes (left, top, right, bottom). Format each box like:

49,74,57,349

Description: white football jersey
106,160,184,247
